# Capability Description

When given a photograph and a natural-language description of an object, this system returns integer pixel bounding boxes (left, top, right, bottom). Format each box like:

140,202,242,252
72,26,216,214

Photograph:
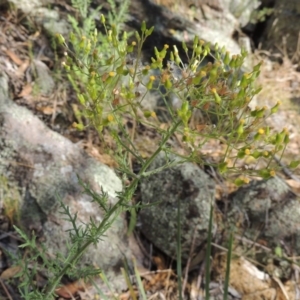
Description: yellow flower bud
258,128,265,135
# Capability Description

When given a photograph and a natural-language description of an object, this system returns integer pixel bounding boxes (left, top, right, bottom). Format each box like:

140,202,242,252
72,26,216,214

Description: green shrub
59,14,288,182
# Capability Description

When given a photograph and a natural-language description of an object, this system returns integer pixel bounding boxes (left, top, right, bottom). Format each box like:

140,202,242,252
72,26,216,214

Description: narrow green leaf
205,204,214,300
223,232,233,300
289,160,300,169
133,258,147,300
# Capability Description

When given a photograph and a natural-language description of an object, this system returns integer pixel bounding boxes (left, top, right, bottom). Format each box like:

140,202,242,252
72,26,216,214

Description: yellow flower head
245,149,251,155
258,128,265,135
107,114,114,122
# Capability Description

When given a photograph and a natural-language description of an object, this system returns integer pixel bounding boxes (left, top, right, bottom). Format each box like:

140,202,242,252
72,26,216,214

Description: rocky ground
1,0,300,299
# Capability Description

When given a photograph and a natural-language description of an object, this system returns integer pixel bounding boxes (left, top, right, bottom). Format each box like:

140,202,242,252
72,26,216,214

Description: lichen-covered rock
139,153,216,262
228,176,300,252
0,72,131,280
32,60,55,96
260,0,300,61
7,0,70,36
223,0,261,27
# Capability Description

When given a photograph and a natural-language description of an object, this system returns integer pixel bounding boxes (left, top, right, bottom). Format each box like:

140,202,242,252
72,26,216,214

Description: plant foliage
13,0,294,298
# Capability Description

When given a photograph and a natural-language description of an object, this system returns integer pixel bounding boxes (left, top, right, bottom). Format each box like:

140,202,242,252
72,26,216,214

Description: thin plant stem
223,232,233,300
177,195,183,300
45,120,182,297
205,204,214,300
133,257,147,300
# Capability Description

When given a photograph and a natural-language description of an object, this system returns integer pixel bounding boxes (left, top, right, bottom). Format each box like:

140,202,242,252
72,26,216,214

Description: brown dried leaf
153,255,167,270
55,280,85,298
16,60,30,77
286,179,300,193
1,266,22,280
5,50,23,66
18,83,32,98
119,290,132,300
196,124,206,132
214,256,275,299
36,106,54,115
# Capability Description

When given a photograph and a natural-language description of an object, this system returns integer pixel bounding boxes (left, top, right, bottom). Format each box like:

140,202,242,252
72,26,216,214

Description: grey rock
32,60,55,96
8,0,40,14
228,176,300,252
0,73,9,99
260,0,300,61
139,153,216,262
0,72,131,276
34,7,70,36
7,0,70,36
224,0,261,27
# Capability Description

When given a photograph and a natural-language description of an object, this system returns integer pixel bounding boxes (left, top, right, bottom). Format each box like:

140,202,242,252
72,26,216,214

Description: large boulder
139,153,216,262
0,72,131,286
